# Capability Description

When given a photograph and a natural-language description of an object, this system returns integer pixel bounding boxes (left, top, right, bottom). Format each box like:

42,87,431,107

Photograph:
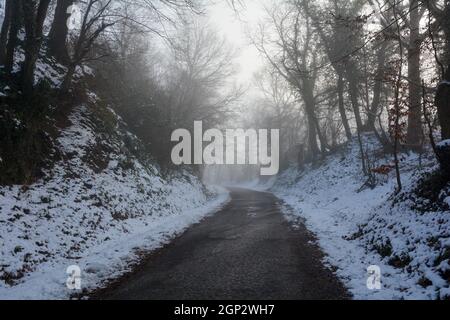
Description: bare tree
0,0,12,65
253,3,326,159
164,18,239,130
2,0,20,76
391,0,405,192
405,0,426,150
21,0,52,97
253,67,302,164
300,0,353,141
60,0,201,93
47,0,74,64
60,0,116,93
423,0,450,141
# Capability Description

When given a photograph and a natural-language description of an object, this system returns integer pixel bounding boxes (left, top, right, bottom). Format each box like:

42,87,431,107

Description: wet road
95,188,350,300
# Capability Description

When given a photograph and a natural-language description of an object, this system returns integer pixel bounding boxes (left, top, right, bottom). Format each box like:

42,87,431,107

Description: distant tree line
247,0,450,189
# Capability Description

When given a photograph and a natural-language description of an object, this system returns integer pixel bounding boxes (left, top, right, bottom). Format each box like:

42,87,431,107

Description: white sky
206,0,268,86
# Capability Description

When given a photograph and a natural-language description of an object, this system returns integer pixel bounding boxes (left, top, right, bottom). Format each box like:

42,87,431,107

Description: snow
57,105,95,158
272,135,450,300
1,46,67,90
445,197,450,207
0,105,230,299
437,139,450,148
0,0,4,25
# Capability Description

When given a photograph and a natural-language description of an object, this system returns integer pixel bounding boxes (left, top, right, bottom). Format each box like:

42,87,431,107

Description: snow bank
272,136,450,299
0,105,229,299
437,139,450,148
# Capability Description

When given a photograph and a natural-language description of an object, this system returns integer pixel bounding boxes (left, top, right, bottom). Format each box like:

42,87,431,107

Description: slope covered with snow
272,136,450,299
0,101,229,299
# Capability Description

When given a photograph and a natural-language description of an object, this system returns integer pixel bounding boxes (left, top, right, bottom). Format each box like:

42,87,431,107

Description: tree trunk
367,41,387,130
301,78,321,159
345,62,364,133
0,0,12,65
443,5,450,70
437,6,450,141
406,0,423,151
305,105,320,159
4,0,21,75
337,72,352,140
436,67,450,140
21,0,51,97
61,63,76,93
314,114,329,153
21,1,38,96
48,0,73,64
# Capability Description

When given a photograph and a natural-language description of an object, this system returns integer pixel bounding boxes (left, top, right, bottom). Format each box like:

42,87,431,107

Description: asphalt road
95,188,350,300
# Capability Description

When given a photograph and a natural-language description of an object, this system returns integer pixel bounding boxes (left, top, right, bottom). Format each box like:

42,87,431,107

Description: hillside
272,136,450,299
0,89,229,299
1,0,450,304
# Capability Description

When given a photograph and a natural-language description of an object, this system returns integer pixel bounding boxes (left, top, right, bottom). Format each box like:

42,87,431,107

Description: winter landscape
0,0,450,302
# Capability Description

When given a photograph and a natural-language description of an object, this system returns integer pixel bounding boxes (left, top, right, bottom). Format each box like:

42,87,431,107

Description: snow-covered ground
0,0,4,23
272,136,450,299
0,104,229,299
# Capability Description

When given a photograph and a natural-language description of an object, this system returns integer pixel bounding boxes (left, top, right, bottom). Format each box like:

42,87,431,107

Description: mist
1,0,450,302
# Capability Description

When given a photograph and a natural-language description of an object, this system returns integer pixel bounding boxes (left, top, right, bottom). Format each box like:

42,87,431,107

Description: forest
0,0,450,301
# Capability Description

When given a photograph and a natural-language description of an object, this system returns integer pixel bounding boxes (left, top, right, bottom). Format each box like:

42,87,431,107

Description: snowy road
93,188,350,300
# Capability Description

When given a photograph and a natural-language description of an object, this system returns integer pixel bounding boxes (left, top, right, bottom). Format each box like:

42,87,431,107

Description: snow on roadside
272,136,450,300
0,105,230,299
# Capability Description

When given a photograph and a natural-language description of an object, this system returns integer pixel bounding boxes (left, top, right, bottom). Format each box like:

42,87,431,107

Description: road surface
94,188,350,300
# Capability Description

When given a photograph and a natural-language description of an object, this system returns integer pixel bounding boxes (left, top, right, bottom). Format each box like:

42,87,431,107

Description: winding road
95,188,350,300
